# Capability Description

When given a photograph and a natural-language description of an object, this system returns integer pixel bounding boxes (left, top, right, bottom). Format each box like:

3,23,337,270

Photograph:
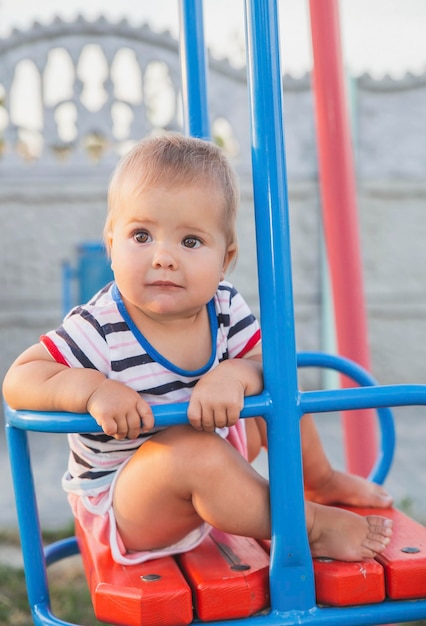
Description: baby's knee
153,424,227,459
146,426,232,484
175,425,228,456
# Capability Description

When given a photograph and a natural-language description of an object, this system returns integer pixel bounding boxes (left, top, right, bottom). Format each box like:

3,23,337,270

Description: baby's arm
2,343,154,439
187,345,263,432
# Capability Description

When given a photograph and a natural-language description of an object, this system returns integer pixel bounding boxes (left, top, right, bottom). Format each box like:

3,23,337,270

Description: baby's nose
152,245,177,269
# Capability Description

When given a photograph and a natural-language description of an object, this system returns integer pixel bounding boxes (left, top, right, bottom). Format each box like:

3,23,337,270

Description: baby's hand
187,362,246,432
87,379,154,440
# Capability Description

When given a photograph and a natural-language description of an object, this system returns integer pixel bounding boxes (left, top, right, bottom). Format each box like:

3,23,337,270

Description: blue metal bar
178,0,210,138
4,424,78,625
4,392,273,433
5,354,396,485
300,384,426,415
61,261,74,318
244,0,314,613
31,605,77,626
44,537,79,567
5,422,82,625
4,424,51,614
297,352,396,485
21,596,426,626
173,598,426,626
3,351,397,486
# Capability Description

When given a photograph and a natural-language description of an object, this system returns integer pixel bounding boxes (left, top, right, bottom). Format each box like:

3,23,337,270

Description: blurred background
2,0,426,77
1,0,426,540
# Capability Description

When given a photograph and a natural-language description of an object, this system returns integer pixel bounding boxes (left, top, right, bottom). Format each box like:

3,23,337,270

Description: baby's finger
126,410,143,439
187,400,204,431
95,414,118,438
224,405,241,427
200,412,216,432
137,399,155,432
211,407,228,429
113,414,132,440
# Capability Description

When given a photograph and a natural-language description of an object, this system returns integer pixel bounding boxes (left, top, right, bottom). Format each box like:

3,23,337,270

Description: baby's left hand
187,367,244,431
187,358,262,432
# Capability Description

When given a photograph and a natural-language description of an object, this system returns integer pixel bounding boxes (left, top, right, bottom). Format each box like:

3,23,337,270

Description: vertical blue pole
5,425,51,617
244,0,315,612
178,0,210,139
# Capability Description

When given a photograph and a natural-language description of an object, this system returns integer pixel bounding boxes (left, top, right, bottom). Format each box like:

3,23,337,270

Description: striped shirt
41,281,261,495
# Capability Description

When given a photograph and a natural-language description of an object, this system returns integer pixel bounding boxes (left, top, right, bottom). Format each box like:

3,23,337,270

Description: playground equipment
308,0,378,476
62,242,113,315
5,0,426,624
9,351,426,626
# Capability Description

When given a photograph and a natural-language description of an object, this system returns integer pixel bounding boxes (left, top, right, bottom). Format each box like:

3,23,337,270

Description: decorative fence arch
0,16,251,177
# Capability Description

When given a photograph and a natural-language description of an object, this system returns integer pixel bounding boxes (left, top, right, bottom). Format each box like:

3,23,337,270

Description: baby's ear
105,232,114,264
223,242,238,275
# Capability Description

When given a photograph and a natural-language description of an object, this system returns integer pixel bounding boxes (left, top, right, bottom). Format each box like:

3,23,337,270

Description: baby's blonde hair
105,134,240,258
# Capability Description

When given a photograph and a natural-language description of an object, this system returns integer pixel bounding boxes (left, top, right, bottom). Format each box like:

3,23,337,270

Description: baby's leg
112,425,270,552
301,413,393,508
306,501,393,561
112,423,392,562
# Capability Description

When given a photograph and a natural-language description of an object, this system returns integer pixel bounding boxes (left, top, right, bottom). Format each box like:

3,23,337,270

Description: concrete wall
1,17,426,395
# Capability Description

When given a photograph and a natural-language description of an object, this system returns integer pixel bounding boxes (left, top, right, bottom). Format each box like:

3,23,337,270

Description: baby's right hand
87,379,154,440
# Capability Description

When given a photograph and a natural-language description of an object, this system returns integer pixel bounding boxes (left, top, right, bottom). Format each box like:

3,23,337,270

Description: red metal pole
308,0,378,476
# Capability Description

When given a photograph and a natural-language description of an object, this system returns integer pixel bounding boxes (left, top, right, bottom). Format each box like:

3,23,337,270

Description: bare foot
305,469,393,509
306,501,393,562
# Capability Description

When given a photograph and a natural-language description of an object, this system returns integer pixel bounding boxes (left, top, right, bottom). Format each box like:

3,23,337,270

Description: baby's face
107,184,237,323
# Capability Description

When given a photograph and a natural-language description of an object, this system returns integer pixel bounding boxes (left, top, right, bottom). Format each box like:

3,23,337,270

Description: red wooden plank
257,537,385,607
75,519,193,626
313,557,385,606
348,507,426,600
178,530,270,621
76,505,426,623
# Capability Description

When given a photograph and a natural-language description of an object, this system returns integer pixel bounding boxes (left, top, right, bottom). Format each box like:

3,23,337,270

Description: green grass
0,565,30,626
0,525,112,626
0,561,107,626
0,557,114,626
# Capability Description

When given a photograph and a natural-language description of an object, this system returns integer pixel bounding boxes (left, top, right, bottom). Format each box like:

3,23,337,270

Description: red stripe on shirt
40,335,70,367
235,328,261,358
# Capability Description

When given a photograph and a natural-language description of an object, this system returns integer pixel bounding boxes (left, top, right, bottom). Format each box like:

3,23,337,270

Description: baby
3,134,392,565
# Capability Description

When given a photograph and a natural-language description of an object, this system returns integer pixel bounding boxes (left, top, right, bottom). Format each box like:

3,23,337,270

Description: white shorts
68,457,212,565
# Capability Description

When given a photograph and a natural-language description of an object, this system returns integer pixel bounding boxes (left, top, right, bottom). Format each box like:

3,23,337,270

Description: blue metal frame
178,0,210,139
296,352,396,486
62,242,113,316
5,352,426,626
5,0,426,624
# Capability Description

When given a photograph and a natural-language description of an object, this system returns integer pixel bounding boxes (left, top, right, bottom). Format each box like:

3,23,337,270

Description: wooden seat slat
75,519,193,626
178,530,270,621
76,507,426,623
310,506,426,605
350,507,426,600
257,537,386,607
313,558,385,606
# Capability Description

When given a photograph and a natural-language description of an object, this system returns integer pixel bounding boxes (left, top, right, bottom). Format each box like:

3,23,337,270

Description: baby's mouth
149,281,182,288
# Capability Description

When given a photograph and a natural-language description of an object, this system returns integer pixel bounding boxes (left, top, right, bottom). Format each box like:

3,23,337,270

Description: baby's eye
182,236,202,249
134,230,151,244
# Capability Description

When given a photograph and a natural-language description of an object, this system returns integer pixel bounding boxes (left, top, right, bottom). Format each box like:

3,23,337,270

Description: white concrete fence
1,16,426,392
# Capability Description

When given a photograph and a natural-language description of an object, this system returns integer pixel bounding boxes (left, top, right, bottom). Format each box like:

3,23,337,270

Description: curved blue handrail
296,352,396,485
2,351,406,490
